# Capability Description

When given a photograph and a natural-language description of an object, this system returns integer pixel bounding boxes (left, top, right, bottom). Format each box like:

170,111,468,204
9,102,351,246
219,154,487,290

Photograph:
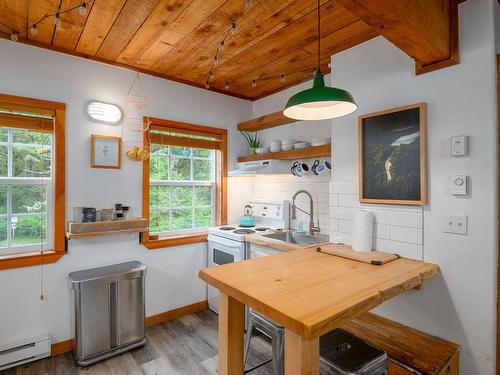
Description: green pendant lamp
283,0,357,121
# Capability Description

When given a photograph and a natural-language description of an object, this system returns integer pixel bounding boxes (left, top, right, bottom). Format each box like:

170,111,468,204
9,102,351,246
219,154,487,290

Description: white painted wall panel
330,1,497,373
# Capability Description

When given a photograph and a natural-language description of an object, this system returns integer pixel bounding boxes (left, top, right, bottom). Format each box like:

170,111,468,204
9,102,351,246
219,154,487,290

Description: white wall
0,40,251,345
330,0,497,373
495,0,500,53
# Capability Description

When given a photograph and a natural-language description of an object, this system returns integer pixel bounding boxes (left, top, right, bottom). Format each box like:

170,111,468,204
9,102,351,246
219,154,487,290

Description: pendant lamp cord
317,0,321,73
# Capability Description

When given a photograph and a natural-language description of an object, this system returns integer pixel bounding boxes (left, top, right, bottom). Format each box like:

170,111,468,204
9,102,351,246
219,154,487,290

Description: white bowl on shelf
282,143,294,151
255,147,269,154
294,142,310,149
270,145,282,152
311,138,331,147
281,139,296,145
270,140,281,147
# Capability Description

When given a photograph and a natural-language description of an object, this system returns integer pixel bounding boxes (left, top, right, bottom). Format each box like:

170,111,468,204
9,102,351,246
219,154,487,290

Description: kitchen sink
263,232,329,246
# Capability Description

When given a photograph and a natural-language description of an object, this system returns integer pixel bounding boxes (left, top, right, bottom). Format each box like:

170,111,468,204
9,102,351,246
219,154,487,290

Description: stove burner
255,227,270,231
219,226,236,230
233,229,255,234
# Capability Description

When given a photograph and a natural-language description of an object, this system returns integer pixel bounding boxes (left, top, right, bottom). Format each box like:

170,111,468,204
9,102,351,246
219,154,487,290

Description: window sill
0,250,66,270
142,231,208,250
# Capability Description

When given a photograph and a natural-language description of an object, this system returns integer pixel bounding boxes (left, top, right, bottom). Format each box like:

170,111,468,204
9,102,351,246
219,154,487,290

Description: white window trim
149,146,216,236
0,127,53,255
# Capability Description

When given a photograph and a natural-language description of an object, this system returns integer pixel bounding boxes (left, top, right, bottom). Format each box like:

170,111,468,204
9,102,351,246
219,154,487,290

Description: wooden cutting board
315,243,399,265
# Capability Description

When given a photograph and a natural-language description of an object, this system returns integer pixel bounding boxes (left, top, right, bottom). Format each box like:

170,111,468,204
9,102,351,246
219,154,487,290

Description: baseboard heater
0,335,51,371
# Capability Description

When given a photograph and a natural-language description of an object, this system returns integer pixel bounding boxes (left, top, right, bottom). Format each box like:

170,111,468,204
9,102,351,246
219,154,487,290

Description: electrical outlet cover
444,214,468,235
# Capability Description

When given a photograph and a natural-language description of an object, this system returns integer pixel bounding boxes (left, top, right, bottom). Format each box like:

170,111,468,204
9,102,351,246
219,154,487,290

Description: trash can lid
69,261,146,284
320,329,387,374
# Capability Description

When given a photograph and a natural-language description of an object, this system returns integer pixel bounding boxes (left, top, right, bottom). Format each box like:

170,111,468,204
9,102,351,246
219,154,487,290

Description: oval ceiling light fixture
283,0,357,121
85,101,123,125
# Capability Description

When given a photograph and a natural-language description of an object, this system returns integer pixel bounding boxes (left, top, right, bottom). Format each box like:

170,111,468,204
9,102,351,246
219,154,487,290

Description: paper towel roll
352,210,373,252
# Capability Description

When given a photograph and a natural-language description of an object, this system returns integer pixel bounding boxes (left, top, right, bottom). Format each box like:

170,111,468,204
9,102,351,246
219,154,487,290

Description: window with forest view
144,119,227,247
0,126,52,254
149,143,215,235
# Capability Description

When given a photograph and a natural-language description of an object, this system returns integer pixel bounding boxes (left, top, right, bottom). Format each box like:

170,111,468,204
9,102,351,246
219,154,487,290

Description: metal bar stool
244,309,284,375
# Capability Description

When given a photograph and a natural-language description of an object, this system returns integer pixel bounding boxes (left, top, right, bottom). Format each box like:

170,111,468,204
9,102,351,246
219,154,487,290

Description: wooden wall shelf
66,218,149,239
238,111,298,132
237,144,331,162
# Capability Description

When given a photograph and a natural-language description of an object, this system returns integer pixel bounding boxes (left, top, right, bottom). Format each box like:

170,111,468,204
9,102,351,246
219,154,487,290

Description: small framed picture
91,134,121,169
358,103,427,205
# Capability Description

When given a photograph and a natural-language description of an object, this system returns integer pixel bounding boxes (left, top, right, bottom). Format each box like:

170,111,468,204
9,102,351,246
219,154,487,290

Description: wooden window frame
0,93,66,270
142,117,227,249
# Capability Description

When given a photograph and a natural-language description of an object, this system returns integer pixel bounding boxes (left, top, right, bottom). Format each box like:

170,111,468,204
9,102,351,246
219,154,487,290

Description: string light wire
1,0,94,39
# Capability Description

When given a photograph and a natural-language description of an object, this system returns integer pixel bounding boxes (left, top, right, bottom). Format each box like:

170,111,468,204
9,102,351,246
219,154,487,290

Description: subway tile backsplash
329,180,424,260
251,175,331,234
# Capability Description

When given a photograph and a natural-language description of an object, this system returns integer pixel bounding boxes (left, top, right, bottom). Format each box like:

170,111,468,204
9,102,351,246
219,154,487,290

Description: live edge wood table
198,246,440,375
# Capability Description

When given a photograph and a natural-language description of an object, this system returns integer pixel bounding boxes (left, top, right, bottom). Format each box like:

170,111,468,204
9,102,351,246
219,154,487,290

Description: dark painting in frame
358,103,427,205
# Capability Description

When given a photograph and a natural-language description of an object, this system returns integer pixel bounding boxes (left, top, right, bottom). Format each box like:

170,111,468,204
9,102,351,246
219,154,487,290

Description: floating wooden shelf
66,218,149,239
237,144,331,163
238,111,298,132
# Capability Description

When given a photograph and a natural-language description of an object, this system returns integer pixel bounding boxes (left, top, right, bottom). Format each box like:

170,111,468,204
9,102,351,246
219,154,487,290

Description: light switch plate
451,175,468,196
444,214,468,235
451,135,468,156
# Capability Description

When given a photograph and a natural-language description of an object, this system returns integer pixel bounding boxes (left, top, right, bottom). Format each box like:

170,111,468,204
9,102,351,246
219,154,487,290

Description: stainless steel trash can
69,261,147,366
320,329,388,375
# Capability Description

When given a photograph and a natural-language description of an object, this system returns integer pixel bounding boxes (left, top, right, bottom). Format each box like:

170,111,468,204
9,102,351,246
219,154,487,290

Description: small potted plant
241,131,261,155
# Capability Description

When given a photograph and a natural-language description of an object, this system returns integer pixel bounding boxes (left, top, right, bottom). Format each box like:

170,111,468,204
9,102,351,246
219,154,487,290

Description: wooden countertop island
199,246,440,375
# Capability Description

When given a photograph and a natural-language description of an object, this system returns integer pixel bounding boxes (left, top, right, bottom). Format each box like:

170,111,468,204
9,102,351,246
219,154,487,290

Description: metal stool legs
271,328,284,375
244,310,284,375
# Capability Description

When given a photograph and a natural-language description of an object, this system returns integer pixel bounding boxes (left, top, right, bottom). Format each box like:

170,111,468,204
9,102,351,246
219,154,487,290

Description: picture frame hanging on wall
91,134,122,169
358,103,427,206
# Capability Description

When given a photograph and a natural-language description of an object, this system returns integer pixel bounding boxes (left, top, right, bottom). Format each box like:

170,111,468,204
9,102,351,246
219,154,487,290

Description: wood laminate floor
1,310,274,375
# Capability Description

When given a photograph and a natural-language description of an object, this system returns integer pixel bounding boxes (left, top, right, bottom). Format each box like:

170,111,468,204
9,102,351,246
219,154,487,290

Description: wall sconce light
85,101,123,125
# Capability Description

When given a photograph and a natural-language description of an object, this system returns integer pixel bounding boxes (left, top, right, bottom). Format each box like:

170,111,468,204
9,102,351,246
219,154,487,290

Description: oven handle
208,234,246,249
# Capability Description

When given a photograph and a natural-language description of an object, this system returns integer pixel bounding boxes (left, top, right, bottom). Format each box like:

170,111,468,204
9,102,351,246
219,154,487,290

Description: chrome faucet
291,190,321,235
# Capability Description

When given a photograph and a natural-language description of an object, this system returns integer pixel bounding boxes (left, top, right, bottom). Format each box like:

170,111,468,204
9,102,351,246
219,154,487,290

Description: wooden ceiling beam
95,0,160,61
157,0,328,79
176,2,356,86
26,0,59,45
115,0,194,65
52,0,94,51
335,0,459,74
75,0,127,56
129,0,228,69
218,19,377,99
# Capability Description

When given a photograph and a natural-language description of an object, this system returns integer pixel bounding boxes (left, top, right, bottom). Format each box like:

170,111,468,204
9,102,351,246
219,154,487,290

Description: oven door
207,235,245,313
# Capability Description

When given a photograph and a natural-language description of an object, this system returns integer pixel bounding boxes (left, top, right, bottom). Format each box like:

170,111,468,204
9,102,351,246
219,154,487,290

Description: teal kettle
239,205,256,227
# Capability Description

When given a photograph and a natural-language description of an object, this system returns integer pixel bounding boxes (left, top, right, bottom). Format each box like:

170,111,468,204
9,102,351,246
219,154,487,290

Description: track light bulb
231,22,237,35
205,82,210,89
30,24,38,35
79,2,87,16
213,56,218,65
225,82,230,90
54,13,61,26
209,72,215,81
251,80,256,88
10,32,18,42
280,75,286,83
218,41,224,52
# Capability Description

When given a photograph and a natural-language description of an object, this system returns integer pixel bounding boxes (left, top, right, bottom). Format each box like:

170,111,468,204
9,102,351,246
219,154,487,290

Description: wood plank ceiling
0,0,457,101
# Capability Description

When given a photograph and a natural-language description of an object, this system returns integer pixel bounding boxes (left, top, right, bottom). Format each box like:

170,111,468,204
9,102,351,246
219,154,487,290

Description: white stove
208,225,275,242
207,200,289,313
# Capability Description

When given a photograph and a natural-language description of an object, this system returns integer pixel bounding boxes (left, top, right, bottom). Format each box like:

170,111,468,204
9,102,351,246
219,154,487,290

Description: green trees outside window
149,143,215,234
0,127,51,253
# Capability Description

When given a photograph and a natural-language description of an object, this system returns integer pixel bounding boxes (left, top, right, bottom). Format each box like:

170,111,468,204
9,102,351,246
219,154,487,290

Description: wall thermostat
451,135,468,157
451,175,468,196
